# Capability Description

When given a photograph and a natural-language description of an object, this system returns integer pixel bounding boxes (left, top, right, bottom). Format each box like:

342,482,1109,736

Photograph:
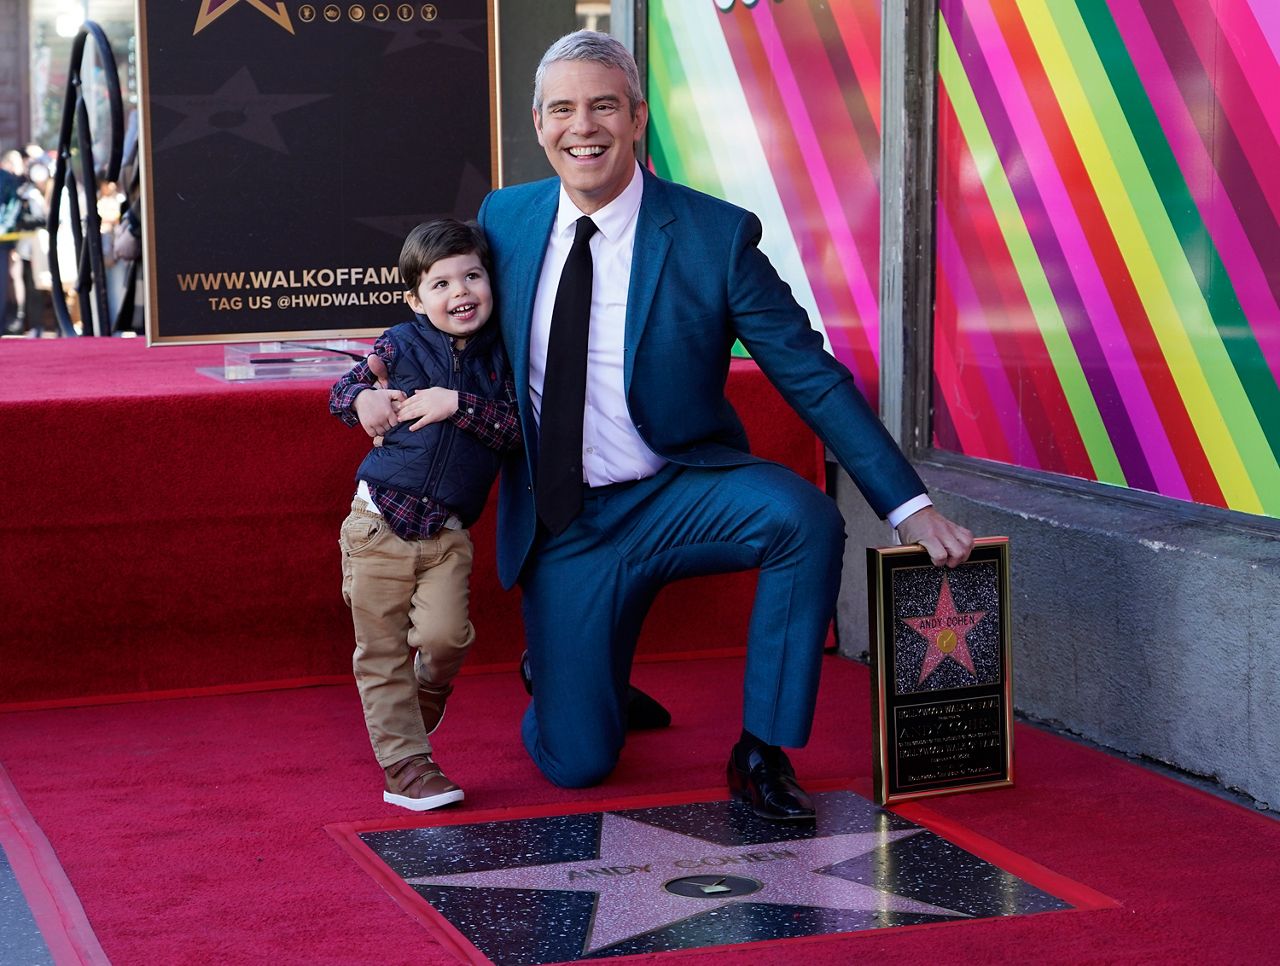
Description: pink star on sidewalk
407,814,968,954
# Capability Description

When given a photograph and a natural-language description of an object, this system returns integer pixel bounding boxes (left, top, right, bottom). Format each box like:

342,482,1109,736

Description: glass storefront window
933,0,1280,519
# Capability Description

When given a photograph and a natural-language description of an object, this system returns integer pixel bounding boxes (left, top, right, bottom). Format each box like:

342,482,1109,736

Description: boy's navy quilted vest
357,315,511,527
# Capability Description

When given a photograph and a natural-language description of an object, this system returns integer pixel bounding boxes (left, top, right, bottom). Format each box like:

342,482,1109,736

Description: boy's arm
329,334,400,430
399,377,520,451
450,376,521,452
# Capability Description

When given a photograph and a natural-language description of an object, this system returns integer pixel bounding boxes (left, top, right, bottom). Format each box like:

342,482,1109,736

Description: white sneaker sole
383,787,465,811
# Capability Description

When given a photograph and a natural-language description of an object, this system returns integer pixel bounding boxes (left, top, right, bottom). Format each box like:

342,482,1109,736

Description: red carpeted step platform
1,654,1277,964
0,339,822,707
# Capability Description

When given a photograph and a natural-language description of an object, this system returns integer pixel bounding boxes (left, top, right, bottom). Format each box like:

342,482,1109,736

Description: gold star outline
193,0,295,36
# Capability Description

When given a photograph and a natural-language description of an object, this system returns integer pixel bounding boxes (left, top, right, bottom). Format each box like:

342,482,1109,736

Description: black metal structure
47,21,132,336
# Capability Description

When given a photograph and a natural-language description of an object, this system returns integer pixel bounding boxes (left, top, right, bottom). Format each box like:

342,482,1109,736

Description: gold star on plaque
193,0,295,36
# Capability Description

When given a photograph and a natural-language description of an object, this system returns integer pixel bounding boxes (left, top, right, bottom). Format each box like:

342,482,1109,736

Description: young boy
329,219,518,811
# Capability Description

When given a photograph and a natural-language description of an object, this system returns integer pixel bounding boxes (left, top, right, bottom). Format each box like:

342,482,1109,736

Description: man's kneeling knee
537,749,620,789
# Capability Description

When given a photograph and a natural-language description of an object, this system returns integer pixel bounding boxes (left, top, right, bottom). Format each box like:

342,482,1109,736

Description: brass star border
193,0,295,36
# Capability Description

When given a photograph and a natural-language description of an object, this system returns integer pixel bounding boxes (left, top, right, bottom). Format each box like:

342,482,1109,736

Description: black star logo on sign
150,67,329,154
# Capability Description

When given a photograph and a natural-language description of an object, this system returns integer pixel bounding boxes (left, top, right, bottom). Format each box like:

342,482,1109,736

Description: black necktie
536,215,599,535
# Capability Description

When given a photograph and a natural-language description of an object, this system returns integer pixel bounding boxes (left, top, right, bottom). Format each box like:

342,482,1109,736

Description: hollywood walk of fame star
150,67,329,154
406,813,969,955
902,574,988,685
193,0,294,36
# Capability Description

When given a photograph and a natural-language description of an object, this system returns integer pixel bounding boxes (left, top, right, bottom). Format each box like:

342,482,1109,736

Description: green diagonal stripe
647,3,719,196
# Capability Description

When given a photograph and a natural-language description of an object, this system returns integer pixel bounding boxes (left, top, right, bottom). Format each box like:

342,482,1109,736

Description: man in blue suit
478,31,973,821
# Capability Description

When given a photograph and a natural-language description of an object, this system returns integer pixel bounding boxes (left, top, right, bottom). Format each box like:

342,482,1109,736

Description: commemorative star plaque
329,789,1090,962
867,537,1013,805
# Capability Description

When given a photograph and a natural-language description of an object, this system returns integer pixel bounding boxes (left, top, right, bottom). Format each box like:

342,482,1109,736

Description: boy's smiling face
407,252,492,345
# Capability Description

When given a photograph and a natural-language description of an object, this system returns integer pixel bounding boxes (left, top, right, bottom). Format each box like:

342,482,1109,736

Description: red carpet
6,340,1276,963
0,339,821,707
2,654,1278,965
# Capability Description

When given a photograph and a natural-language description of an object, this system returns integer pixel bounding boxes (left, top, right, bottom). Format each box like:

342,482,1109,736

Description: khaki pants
339,501,476,766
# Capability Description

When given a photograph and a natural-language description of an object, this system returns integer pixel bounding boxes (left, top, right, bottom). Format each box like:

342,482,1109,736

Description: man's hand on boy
354,385,404,438
399,387,460,430
367,352,391,389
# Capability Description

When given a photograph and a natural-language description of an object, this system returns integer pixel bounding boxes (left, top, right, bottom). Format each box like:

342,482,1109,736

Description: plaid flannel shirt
329,332,520,540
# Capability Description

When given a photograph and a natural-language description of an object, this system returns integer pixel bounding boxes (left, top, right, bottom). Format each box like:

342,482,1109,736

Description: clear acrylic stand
199,339,375,382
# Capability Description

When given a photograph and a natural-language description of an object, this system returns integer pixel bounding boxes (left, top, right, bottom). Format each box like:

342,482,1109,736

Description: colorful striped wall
936,0,1280,517
647,0,885,405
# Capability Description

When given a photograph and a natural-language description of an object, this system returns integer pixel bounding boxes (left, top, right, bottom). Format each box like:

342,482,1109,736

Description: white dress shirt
527,162,931,527
529,163,665,486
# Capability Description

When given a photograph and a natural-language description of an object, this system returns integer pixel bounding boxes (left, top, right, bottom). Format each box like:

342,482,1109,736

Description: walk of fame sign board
137,0,496,344
327,790,1100,963
867,538,1014,805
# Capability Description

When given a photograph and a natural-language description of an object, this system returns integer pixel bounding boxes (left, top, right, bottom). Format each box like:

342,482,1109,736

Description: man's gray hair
532,30,644,117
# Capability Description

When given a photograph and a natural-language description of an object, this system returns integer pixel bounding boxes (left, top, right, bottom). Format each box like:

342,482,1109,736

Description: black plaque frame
136,0,499,345
867,537,1013,805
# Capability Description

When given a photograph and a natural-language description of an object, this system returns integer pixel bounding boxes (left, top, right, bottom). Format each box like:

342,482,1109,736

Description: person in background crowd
21,159,53,336
7,150,50,336
0,149,22,331
1,147,56,337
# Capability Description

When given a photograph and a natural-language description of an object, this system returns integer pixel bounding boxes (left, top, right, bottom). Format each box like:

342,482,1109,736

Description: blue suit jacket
478,167,925,588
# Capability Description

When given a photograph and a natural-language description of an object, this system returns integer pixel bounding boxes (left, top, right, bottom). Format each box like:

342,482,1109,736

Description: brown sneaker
383,754,464,811
413,652,453,736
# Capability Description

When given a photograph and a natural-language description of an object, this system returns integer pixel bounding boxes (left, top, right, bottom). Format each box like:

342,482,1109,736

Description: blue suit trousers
519,461,846,788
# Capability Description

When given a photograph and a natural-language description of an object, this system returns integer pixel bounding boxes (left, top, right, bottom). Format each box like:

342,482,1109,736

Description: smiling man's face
533,59,648,215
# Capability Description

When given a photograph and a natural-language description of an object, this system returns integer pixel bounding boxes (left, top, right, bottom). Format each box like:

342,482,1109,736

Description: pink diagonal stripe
966,0,1188,497
1170,0,1280,225
753,1,881,355
1243,0,1280,67
716,10,876,394
1218,0,1280,159
830,1,882,134
1113,1,1280,390
773,0,881,299
936,205,1039,467
933,265,1002,460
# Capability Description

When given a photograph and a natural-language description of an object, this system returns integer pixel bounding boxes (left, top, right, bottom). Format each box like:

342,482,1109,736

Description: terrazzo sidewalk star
407,814,969,953
342,790,1079,963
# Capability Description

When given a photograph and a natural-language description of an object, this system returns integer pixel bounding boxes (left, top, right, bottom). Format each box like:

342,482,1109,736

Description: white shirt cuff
888,494,933,530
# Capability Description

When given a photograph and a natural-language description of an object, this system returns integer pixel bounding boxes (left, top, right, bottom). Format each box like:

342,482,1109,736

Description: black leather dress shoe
625,686,672,730
518,650,672,730
727,745,816,822
519,650,534,696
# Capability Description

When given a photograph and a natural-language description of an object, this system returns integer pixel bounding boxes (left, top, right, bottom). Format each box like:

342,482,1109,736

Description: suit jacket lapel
624,170,675,388
624,170,674,391
505,185,558,435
